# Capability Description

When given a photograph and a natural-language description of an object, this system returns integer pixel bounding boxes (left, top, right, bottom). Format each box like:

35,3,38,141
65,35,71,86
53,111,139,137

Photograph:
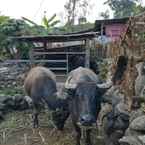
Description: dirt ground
0,110,104,145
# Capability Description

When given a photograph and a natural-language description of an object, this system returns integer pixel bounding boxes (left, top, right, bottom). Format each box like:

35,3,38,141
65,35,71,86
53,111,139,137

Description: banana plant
42,13,60,32
21,17,38,26
22,13,60,33
0,15,10,25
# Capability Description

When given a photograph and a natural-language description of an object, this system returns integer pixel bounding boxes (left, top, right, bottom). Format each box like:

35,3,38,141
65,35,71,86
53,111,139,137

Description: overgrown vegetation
0,12,94,59
99,60,110,81
0,0,145,59
104,0,145,18
0,18,34,59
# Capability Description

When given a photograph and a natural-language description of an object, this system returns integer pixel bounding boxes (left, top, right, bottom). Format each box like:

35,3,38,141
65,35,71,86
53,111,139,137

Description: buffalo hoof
32,115,39,128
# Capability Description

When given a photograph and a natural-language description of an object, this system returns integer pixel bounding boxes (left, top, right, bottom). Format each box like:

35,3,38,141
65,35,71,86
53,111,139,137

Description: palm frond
22,17,38,26
50,20,60,27
42,15,49,29
47,14,57,24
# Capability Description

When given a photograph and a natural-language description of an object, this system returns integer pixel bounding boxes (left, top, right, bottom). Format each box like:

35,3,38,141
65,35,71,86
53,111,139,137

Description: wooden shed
93,17,129,58
95,17,129,41
13,32,98,75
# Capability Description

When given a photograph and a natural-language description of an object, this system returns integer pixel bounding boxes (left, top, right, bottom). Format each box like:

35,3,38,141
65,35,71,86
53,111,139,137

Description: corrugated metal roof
13,32,98,42
95,17,129,25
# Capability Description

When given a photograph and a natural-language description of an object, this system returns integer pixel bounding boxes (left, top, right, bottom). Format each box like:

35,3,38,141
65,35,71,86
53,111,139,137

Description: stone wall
0,63,30,89
0,62,31,122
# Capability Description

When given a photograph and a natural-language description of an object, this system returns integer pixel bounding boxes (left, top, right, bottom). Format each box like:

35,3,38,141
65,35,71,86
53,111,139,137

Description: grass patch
99,60,110,81
0,87,24,96
0,111,104,145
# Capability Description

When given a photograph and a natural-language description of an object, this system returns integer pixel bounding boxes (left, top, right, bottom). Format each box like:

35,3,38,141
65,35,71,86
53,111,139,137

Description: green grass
0,87,24,96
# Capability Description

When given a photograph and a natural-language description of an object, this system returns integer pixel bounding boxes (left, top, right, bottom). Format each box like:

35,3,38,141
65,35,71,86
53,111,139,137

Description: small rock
138,135,145,144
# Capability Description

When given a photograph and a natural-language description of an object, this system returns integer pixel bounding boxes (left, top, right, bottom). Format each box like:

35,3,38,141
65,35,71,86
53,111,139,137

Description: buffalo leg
85,129,92,145
32,103,41,128
73,122,81,145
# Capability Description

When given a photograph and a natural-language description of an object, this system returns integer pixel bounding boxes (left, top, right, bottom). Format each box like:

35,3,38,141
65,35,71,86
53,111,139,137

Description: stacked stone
102,102,129,145
99,86,130,145
0,63,30,89
119,109,145,145
0,62,31,122
0,95,29,122
119,62,145,145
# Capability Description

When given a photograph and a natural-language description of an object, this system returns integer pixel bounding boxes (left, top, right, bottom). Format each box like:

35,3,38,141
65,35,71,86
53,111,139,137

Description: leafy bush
0,18,48,59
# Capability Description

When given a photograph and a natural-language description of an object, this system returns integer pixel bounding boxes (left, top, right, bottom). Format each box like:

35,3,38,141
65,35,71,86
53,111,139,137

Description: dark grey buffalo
24,66,68,129
68,55,100,75
64,67,111,145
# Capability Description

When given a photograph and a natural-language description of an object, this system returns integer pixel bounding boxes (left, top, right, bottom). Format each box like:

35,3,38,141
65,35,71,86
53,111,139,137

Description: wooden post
66,52,69,74
43,41,47,50
101,23,104,37
101,23,105,57
85,39,90,68
29,48,34,67
43,41,47,60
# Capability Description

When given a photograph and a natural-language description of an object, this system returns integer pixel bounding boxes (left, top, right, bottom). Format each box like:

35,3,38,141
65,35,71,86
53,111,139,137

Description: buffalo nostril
80,114,95,126
80,117,85,123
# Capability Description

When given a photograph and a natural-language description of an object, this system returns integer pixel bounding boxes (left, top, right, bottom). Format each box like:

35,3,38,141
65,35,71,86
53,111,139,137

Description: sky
0,0,145,25
0,0,112,25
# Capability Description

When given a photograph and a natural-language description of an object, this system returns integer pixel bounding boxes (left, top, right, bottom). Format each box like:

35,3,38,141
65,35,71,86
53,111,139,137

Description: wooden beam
13,32,98,43
33,52,86,55
85,39,90,68
4,59,67,63
29,49,34,67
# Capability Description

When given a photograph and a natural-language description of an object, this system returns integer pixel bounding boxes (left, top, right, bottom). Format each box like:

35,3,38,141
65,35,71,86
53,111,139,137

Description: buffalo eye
65,88,76,100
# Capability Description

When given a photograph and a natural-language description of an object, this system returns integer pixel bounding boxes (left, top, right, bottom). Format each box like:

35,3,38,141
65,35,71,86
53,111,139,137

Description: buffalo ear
97,81,112,89
96,82,112,96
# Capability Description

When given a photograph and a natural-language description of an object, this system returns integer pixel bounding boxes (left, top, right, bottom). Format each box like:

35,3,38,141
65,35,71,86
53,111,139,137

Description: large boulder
120,110,145,145
129,109,145,123
119,136,142,145
130,115,145,132
138,135,145,144
102,102,129,145
103,86,124,106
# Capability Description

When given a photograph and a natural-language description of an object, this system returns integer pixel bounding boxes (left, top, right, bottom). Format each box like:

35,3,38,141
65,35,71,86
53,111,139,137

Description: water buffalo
64,67,111,145
24,66,69,128
68,55,100,75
